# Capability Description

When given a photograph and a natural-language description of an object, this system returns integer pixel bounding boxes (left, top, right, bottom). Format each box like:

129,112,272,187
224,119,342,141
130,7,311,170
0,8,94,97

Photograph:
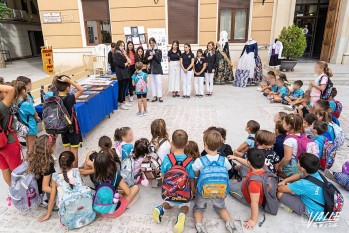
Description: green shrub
278,25,307,60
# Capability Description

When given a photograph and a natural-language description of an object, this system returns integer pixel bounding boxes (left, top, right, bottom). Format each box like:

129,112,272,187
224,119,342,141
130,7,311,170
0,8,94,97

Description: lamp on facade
154,0,159,4
262,0,265,5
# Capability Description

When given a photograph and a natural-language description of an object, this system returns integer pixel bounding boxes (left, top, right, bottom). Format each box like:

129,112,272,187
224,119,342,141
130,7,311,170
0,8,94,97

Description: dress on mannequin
214,31,233,84
268,39,283,66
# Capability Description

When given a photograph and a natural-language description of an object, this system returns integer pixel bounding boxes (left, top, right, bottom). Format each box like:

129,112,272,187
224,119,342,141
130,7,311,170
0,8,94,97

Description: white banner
147,28,168,74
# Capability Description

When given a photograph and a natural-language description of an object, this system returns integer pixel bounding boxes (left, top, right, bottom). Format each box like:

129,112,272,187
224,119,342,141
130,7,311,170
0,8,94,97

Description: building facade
37,0,349,70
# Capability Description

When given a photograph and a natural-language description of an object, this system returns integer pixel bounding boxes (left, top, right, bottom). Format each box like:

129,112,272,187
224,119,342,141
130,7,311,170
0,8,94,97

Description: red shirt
242,168,265,206
128,52,135,66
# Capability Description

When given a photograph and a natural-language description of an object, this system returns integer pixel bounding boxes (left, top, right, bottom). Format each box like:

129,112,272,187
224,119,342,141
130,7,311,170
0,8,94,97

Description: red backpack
161,154,192,203
332,100,342,119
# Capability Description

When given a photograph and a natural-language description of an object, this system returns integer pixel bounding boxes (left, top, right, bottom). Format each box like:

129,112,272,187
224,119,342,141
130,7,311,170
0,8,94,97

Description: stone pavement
0,78,348,233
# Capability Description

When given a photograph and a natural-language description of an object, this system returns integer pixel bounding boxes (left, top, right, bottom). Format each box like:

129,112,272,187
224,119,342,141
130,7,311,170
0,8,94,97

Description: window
168,0,198,44
82,0,111,45
219,0,250,42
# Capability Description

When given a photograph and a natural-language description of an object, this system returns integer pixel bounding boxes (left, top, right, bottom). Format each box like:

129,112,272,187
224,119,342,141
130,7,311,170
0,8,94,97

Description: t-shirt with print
271,85,278,92
245,134,256,148
283,134,300,158
0,101,16,143
181,52,195,70
192,154,232,172
311,74,328,97
161,154,195,178
241,168,265,206
132,71,148,94
288,172,325,219
291,89,304,98
278,86,288,98
16,99,37,135
37,161,56,194
259,148,280,173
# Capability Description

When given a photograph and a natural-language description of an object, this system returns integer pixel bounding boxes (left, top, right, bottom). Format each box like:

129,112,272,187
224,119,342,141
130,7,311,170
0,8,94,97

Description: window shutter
168,0,198,44
219,0,250,9
82,0,110,21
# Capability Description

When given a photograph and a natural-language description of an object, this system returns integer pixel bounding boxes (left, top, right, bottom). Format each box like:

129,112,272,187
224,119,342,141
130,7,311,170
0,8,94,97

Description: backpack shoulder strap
159,139,168,148
113,172,119,187
217,155,225,166
199,156,210,167
182,156,192,168
18,100,26,108
168,153,177,166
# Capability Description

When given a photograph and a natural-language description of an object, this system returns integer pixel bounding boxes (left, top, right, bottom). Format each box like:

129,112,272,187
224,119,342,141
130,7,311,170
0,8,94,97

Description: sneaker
283,105,294,111
129,96,134,102
143,111,148,116
137,112,143,117
125,103,132,107
263,93,268,97
199,95,203,98
186,96,190,99
195,223,208,233
182,96,186,99
281,100,289,105
173,213,186,233
152,205,164,224
226,221,238,233
120,104,129,110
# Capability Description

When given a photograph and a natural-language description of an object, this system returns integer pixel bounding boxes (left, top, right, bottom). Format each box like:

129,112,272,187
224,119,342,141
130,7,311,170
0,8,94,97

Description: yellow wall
251,0,274,45
199,0,218,45
37,0,82,48
109,0,166,42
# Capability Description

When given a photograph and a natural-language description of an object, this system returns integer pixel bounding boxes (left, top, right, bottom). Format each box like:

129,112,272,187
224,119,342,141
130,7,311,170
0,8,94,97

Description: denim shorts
193,195,226,213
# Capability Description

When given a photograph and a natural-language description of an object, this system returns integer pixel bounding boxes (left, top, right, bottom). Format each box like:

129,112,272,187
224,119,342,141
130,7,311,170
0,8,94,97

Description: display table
36,81,119,137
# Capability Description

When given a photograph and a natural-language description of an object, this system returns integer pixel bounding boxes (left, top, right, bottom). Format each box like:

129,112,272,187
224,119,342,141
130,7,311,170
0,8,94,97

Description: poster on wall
147,28,168,74
41,46,54,74
123,26,147,50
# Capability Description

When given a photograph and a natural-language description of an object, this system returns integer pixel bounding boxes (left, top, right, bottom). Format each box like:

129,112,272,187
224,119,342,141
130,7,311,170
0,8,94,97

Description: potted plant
278,25,306,71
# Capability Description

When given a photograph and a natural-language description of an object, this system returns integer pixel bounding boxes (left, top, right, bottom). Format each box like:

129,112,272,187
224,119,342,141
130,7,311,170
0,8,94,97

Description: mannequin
214,31,233,84
268,39,283,66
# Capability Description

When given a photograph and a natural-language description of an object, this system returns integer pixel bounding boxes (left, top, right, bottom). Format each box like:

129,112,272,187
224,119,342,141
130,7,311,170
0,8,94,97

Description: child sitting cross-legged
269,78,289,103
233,120,260,158
114,127,134,161
192,130,238,233
277,153,326,221
262,72,277,96
152,129,195,233
282,80,304,106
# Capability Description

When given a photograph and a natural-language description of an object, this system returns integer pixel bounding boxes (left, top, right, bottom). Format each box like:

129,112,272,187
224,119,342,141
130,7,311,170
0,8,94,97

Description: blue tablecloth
36,81,119,137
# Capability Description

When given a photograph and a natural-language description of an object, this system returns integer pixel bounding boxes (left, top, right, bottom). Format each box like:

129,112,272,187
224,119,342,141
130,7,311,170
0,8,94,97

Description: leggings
118,79,128,103
126,65,135,96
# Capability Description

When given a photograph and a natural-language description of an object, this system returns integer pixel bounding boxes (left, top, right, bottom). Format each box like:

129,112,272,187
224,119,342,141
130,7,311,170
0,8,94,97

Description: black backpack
305,173,344,219
319,75,333,100
42,96,72,134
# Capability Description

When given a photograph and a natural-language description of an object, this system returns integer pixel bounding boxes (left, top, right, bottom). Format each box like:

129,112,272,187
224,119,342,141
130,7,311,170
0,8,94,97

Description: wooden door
320,0,342,62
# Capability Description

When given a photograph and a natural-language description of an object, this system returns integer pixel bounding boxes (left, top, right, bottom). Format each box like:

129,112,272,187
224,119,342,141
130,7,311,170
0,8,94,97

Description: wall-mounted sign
41,46,54,74
42,12,62,23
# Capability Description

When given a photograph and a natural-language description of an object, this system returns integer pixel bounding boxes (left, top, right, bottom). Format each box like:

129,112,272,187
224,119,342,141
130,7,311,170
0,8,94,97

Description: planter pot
280,59,298,72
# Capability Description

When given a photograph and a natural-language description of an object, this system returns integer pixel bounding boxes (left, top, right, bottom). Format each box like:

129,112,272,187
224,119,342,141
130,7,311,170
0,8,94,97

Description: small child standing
194,49,206,98
192,130,237,233
132,62,149,117
233,120,260,157
152,130,194,233
114,127,134,161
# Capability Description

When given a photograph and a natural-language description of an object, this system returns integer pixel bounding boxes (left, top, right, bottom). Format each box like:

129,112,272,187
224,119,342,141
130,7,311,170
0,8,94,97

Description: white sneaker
137,112,143,117
129,96,134,102
195,223,208,233
143,111,148,116
120,104,129,110
125,103,132,107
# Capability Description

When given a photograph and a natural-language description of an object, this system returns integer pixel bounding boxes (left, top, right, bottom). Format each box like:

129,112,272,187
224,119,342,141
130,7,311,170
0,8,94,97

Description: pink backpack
285,134,319,159
135,74,147,93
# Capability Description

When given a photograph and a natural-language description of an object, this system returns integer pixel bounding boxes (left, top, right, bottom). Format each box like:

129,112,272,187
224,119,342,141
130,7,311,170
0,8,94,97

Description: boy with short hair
55,75,84,168
233,120,260,157
303,113,318,139
132,62,149,117
152,129,194,233
312,120,328,157
277,153,325,220
193,130,237,233
228,148,267,229
282,80,304,105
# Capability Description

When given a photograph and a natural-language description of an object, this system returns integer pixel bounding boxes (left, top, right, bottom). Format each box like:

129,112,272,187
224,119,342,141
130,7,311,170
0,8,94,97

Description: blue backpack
93,172,119,214
197,156,230,199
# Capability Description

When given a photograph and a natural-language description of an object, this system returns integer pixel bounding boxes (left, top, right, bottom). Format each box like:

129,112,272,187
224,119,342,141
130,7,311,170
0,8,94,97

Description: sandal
159,98,163,103
176,92,180,97
172,92,176,98
151,97,158,102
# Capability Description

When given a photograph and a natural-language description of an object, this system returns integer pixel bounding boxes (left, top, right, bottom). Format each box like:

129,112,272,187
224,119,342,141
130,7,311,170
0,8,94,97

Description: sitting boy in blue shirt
277,153,325,221
282,80,304,105
312,120,328,158
233,120,260,158
152,129,195,233
270,78,289,103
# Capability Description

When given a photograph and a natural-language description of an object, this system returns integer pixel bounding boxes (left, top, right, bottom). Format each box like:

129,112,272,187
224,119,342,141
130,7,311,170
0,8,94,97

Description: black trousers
127,65,135,96
118,79,128,103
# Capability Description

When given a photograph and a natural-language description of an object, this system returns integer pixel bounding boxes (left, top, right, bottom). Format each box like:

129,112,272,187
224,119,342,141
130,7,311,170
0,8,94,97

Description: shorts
136,93,147,99
279,193,306,215
229,180,249,206
62,132,82,148
0,142,21,170
166,201,190,208
193,195,226,213
101,197,129,218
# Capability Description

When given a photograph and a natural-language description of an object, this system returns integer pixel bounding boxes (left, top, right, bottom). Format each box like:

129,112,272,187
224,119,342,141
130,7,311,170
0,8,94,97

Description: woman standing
204,41,216,96
126,41,136,102
135,46,147,73
180,43,195,99
144,38,164,102
167,40,181,98
113,40,131,110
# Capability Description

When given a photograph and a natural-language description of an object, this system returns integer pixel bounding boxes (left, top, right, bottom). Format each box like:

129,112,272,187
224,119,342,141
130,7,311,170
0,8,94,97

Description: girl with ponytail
309,61,333,105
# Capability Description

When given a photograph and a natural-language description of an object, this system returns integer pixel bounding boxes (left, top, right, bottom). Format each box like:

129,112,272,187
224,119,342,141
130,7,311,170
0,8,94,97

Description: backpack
319,138,336,170
42,96,72,134
8,161,42,212
135,73,147,93
332,100,342,119
197,156,230,199
0,113,16,148
286,134,319,159
141,151,162,180
334,172,349,191
162,154,192,203
10,101,29,143
93,172,119,214
305,173,344,220
246,167,279,215
120,155,135,186
55,169,95,230
342,161,349,175
328,122,345,149
319,75,333,100
115,142,132,161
